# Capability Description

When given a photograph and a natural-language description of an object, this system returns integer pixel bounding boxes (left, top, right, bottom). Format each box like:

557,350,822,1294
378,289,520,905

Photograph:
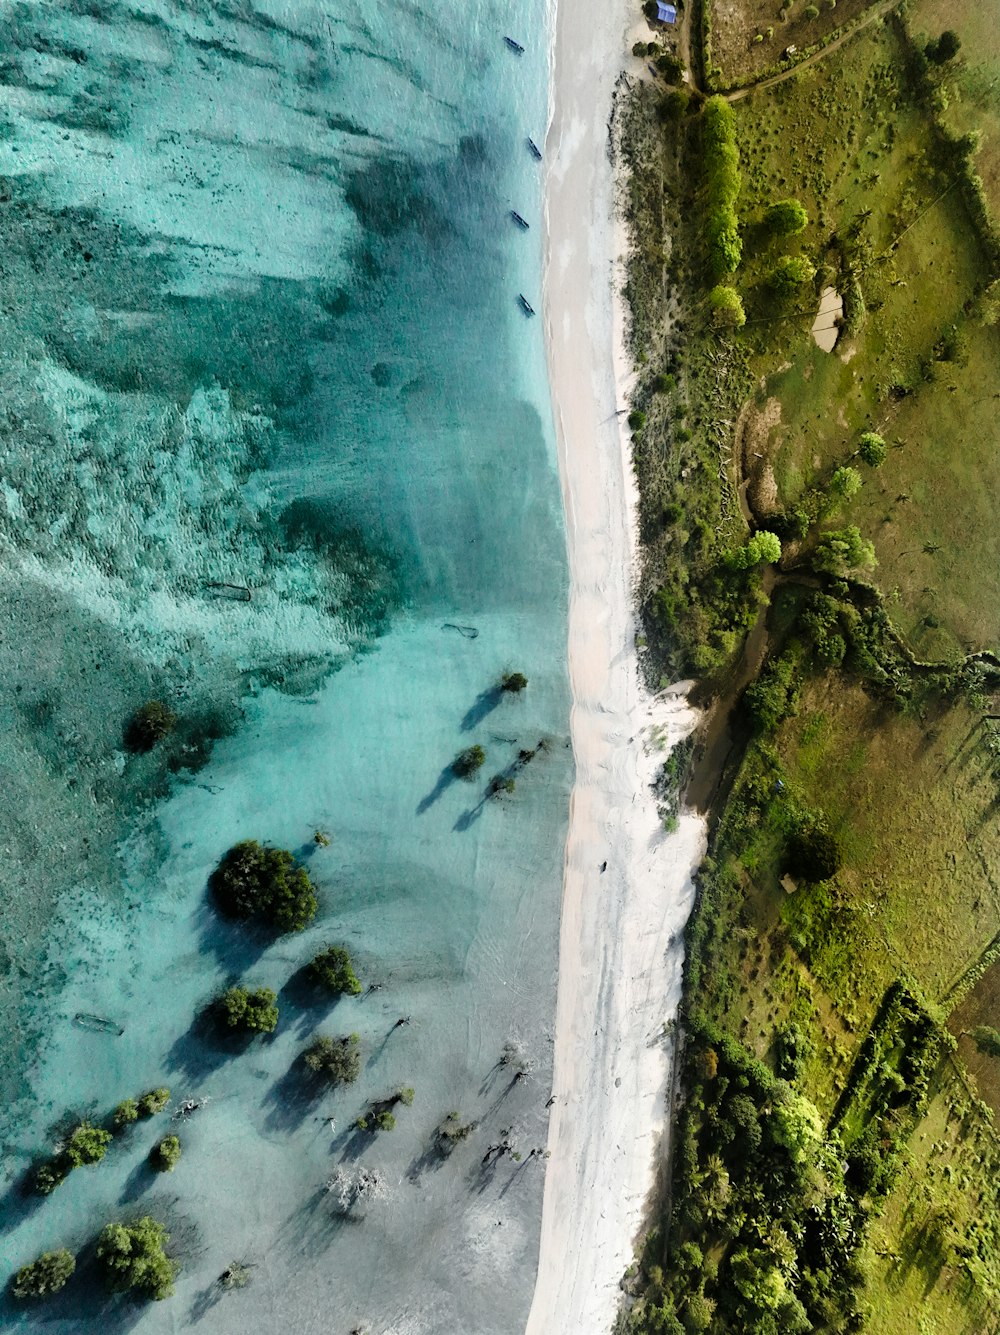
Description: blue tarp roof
656,1,677,20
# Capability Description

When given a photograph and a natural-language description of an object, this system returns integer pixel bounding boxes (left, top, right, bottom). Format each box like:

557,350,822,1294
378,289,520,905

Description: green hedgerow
11,1249,76,1300
210,840,318,933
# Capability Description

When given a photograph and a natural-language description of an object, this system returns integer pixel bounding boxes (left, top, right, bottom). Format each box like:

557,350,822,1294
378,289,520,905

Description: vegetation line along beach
526,0,706,1331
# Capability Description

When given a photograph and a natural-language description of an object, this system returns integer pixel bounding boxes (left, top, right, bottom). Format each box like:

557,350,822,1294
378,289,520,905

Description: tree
857,431,887,467
683,1292,715,1333
452,745,486,779
708,284,746,328
96,1217,178,1301
830,466,862,501
210,840,318,933
770,1087,824,1161
304,1034,361,1085
813,525,876,574
150,1136,182,1173
927,30,961,64
11,1249,76,1300
216,985,279,1034
973,1026,1000,1058
114,1098,139,1128
65,1122,112,1167
764,198,808,236
307,945,362,996
138,1087,170,1116
787,819,842,881
125,700,176,753
731,530,782,569
804,3,819,17
34,1159,70,1194
707,206,742,275
767,255,816,296
659,89,690,122
501,672,529,692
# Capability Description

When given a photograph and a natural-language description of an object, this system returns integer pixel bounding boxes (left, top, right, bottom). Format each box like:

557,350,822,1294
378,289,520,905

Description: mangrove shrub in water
216,984,279,1034
210,840,318,932
307,945,362,997
501,671,529,693
150,1136,182,1173
65,1122,112,1167
11,1249,76,1301
452,745,486,779
138,1087,170,1116
304,1034,361,1086
125,700,177,753
97,1217,178,1301
113,1098,139,1128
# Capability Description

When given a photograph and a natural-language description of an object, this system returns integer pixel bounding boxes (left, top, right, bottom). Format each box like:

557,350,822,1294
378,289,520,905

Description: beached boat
74,1011,125,1036
510,210,530,230
517,293,535,317
504,36,525,54
527,137,542,160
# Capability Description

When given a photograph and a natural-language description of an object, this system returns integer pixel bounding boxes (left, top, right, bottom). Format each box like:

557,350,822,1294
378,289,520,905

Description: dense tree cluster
210,840,318,933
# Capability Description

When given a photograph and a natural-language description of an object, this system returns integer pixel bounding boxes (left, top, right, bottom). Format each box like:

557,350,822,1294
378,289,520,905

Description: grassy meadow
620,1,1000,1330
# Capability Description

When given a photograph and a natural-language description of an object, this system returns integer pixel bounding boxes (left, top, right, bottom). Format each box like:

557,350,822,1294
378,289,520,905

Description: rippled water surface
0,3,569,1331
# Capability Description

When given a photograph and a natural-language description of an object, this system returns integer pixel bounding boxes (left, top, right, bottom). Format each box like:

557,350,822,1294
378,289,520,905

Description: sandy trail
524,1,707,1332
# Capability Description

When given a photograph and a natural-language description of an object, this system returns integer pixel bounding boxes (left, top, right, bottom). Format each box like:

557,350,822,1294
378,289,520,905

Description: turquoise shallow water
0,3,570,1331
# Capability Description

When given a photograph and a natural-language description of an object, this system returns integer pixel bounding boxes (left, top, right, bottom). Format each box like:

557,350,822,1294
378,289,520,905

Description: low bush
304,1034,361,1085
452,745,486,779
65,1122,112,1167
113,1098,139,1128
307,945,362,996
125,700,177,753
216,985,279,1034
138,1088,171,1117
11,1249,76,1300
150,1136,182,1173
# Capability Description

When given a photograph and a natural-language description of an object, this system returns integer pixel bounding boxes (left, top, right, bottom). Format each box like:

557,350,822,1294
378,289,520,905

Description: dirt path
725,0,900,102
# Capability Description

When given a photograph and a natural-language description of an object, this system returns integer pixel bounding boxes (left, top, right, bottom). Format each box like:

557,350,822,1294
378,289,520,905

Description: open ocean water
0,3,570,1332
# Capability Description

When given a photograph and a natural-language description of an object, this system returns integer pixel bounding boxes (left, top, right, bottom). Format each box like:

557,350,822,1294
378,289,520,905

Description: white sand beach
525,2,709,1332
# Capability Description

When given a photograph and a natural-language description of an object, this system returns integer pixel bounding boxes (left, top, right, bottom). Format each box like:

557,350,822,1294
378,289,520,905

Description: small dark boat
442,622,479,639
504,36,525,53
510,210,530,230
527,137,542,160
74,1011,125,1037
517,293,535,317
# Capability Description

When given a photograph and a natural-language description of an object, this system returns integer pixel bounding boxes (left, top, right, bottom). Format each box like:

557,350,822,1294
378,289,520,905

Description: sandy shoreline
524,2,709,1333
